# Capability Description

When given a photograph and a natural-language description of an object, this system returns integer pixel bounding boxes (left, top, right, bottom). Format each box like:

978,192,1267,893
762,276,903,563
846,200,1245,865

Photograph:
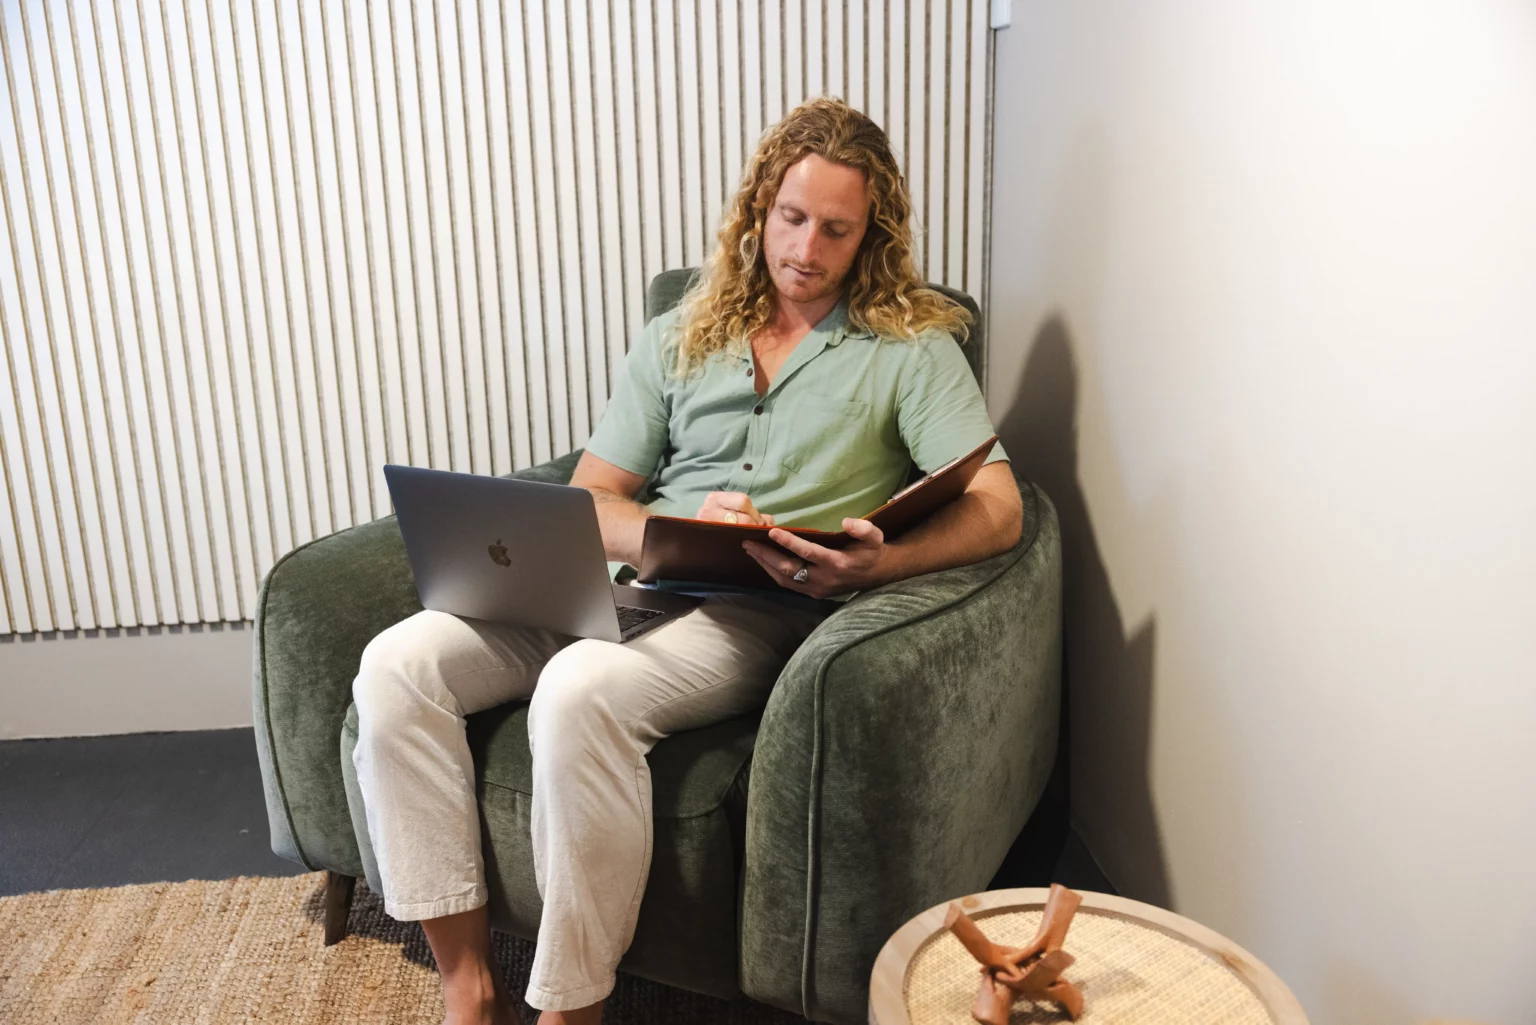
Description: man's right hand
696,491,774,526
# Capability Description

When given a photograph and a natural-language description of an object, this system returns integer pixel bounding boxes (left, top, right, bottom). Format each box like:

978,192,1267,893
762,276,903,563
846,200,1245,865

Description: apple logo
488,539,511,567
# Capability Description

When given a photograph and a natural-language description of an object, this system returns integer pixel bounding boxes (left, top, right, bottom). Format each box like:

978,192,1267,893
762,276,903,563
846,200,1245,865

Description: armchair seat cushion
339,698,760,999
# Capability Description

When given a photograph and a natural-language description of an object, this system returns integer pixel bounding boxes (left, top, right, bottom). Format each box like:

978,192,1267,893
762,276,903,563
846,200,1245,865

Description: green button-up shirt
585,299,1008,536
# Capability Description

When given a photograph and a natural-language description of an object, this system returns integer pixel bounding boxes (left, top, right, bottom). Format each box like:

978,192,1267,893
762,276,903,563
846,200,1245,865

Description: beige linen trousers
350,595,823,1011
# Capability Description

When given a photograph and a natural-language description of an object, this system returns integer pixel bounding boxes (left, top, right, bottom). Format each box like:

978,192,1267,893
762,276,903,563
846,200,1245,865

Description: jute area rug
0,873,808,1024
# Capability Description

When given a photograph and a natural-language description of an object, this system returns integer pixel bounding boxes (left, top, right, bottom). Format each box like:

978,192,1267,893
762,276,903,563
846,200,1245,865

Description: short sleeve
583,317,671,476
895,332,1010,472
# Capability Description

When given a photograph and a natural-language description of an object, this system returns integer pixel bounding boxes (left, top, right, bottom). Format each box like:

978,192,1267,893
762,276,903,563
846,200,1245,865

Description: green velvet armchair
252,270,1062,1024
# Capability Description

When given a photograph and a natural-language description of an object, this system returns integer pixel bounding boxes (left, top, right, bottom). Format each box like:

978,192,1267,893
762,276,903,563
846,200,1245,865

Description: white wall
986,3,1536,1022
0,625,253,738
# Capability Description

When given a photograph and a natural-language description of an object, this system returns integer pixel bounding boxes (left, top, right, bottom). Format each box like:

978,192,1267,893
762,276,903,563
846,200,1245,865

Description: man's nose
793,226,820,265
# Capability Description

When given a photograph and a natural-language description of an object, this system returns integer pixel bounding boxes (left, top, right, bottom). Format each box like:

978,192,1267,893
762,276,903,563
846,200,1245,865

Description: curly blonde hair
671,98,970,376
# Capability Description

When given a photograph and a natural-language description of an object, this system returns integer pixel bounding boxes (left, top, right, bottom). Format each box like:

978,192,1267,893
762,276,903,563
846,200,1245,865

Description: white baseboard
0,623,255,739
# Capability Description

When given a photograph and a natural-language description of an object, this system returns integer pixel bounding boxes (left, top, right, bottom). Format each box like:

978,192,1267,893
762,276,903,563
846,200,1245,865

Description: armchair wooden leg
323,871,356,946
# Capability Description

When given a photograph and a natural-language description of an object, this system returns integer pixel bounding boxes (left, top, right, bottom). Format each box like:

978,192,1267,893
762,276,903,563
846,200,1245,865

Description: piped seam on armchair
791,481,1045,1019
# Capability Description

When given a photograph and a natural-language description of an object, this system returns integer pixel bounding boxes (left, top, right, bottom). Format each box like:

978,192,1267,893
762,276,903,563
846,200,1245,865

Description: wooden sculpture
945,883,1086,1023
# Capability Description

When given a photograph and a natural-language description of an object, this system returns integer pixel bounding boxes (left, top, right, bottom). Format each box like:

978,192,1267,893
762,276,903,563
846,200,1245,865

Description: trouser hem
383,887,487,922
524,976,616,1012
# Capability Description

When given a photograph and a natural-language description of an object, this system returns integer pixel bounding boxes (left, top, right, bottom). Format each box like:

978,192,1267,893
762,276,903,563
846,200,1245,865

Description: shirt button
746,367,754,377
743,463,753,471
753,405,764,415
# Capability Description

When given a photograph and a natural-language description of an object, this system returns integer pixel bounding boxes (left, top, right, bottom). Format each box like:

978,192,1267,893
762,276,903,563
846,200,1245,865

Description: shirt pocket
779,397,875,483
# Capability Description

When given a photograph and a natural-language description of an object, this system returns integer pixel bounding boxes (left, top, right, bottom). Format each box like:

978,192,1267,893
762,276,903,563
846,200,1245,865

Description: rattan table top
869,889,1307,1025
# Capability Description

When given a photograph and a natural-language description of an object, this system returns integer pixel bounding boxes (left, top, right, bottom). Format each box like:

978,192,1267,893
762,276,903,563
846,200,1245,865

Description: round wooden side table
869,888,1307,1025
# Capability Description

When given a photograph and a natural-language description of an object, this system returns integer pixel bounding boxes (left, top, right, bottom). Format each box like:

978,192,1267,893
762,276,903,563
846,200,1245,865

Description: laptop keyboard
616,605,666,633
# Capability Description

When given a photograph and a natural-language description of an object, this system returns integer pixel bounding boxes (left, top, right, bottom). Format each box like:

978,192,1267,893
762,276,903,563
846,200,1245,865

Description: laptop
382,465,701,643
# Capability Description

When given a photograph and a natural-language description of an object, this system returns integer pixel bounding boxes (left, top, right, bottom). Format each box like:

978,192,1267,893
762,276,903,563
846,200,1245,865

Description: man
350,98,1021,1025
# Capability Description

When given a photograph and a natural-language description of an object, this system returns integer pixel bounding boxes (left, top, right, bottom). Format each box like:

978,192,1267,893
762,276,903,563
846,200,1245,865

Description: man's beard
772,258,846,302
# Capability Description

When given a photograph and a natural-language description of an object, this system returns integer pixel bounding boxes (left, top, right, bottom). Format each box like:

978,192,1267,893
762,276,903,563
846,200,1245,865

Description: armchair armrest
739,478,1063,1024
252,451,584,872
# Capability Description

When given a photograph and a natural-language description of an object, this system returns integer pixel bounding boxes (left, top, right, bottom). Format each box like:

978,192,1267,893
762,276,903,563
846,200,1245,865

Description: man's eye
825,227,846,239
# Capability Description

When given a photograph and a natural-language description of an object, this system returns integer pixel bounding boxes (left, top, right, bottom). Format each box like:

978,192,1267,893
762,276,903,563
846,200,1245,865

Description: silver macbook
383,465,700,643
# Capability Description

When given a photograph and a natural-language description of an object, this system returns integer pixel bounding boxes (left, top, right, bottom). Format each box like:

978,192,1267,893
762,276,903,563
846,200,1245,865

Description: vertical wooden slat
555,0,595,439
317,0,378,514
777,0,787,120
341,0,394,503
27,0,111,628
277,0,345,544
138,0,223,620
38,1,128,627
514,0,558,461
228,0,300,561
979,8,995,390
57,0,144,628
712,0,728,235
3,5,88,629
925,0,943,283
588,0,621,409
379,8,419,472
91,0,180,622
612,0,645,353
0,200,35,631
428,0,474,474
411,0,458,473
0,146,46,631
532,0,577,453
498,0,542,466
960,0,975,292
651,0,668,293
154,0,240,620
0,336,24,628
477,0,509,474
174,0,261,608
251,0,319,548
124,0,202,627
669,0,688,267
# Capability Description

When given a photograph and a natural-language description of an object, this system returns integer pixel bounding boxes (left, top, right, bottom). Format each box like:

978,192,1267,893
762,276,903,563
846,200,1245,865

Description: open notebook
636,435,999,589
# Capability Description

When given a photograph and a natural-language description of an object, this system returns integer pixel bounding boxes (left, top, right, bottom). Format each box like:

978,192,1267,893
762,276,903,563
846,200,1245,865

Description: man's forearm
587,488,651,567
876,474,1022,586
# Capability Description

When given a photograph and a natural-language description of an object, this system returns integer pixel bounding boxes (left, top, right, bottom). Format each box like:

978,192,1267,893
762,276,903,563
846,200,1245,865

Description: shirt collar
730,295,870,364
753,298,864,396
818,297,875,345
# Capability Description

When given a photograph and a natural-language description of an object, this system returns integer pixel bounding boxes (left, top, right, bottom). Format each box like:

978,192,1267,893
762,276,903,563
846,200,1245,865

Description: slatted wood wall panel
0,0,993,634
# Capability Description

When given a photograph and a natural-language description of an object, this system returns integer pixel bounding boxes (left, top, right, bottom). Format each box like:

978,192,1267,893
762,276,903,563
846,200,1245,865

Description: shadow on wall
997,314,1172,909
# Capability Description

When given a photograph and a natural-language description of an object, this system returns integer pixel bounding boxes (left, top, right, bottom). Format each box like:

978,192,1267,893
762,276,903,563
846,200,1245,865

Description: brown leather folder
636,435,999,588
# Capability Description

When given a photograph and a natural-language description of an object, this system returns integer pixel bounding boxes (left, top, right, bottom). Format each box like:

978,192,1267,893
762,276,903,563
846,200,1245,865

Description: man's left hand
741,518,892,599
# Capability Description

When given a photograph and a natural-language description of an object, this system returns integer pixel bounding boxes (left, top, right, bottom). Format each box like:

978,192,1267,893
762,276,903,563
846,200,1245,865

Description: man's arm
742,461,1022,599
878,460,1024,581
570,452,651,567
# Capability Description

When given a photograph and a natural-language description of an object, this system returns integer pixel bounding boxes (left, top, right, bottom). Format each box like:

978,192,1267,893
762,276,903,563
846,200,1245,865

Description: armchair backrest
644,268,985,386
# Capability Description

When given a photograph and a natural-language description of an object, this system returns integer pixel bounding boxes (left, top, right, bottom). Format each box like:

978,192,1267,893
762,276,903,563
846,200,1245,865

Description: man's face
761,154,870,306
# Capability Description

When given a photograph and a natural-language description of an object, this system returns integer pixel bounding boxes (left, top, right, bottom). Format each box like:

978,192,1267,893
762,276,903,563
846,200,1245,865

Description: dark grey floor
0,728,306,896
0,727,1111,898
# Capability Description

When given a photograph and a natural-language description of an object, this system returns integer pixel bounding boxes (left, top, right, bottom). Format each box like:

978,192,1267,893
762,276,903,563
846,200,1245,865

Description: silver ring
723,511,738,524
792,563,810,584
